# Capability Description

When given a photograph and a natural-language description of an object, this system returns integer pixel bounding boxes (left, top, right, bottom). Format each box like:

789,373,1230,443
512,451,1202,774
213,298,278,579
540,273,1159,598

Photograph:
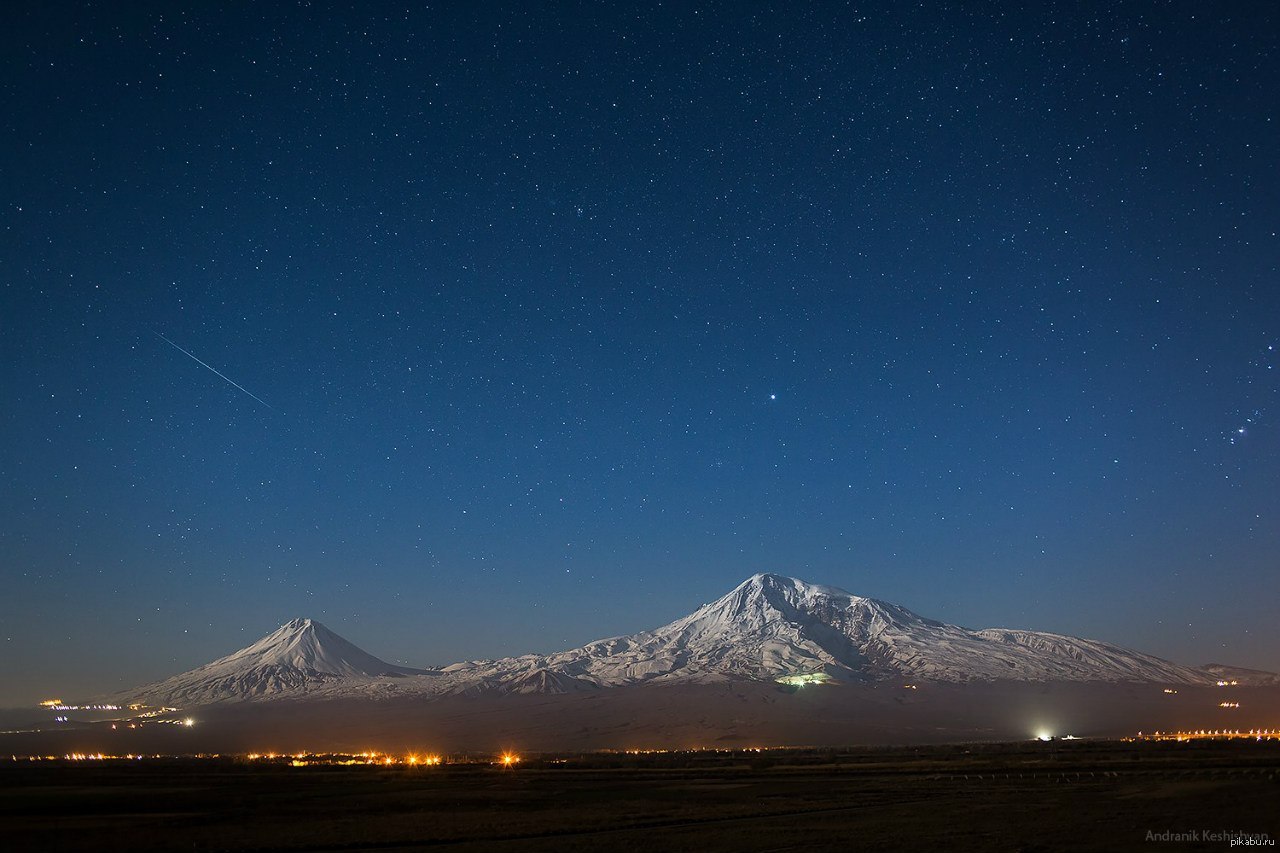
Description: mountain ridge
110,573,1270,706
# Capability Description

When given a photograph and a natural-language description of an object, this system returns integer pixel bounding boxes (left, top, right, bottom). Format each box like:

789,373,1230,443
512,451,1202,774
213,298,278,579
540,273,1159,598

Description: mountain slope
115,574,1251,706
115,619,427,706
436,574,1214,690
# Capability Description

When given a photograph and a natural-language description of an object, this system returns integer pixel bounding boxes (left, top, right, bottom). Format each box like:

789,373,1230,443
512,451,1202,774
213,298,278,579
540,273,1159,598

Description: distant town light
776,673,832,687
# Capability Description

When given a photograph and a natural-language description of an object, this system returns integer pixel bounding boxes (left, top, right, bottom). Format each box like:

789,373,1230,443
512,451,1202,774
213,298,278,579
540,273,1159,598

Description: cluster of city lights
40,700,122,712
60,753,167,761
244,751,507,767
35,696,195,734
41,700,180,718
130,706,181,717
617,746,789,755
107,717,194,730
1137,729,1280,742
286,755,426,767
9,746,853,764
9,753,221,762
620,747,778,755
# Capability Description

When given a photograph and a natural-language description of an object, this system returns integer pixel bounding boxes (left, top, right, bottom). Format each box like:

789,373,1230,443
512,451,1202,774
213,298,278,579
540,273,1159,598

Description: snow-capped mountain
114,618,427,706
116,574,1249,706
438,573,1214,689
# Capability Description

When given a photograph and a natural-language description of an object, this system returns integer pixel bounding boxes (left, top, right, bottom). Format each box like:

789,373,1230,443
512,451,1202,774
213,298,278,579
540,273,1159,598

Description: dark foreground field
4,741,1278,852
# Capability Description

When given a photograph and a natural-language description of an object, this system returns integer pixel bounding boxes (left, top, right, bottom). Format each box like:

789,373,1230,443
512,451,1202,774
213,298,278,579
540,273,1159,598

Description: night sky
3,2,1277,706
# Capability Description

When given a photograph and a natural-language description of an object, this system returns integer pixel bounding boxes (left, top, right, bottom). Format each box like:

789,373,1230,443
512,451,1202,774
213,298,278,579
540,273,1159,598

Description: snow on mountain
117,574,1245,706
113,618,428,706
438,573,1213,689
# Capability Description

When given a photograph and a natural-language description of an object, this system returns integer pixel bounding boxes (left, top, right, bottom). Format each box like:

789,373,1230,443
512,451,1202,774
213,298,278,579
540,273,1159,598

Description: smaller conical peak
230,617,412,678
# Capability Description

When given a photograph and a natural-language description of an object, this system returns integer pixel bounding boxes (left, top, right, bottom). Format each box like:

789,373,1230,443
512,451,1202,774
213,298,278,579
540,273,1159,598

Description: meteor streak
153,331,274,410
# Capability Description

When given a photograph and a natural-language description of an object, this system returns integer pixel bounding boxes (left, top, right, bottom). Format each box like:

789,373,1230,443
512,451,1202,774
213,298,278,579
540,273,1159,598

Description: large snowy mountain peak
707,572,860,617
114,574,1262,706
706,572,928,629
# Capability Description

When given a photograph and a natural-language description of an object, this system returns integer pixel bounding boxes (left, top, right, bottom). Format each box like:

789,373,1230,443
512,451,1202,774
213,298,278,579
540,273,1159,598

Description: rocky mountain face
114,574,1252,706
437,574,1214,690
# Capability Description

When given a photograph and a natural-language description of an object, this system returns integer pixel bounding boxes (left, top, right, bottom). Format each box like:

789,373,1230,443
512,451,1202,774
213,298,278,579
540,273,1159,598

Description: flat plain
4,741,1279,852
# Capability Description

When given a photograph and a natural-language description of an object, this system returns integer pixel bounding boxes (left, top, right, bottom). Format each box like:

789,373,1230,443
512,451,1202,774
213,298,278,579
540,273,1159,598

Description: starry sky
2,2,1277,705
